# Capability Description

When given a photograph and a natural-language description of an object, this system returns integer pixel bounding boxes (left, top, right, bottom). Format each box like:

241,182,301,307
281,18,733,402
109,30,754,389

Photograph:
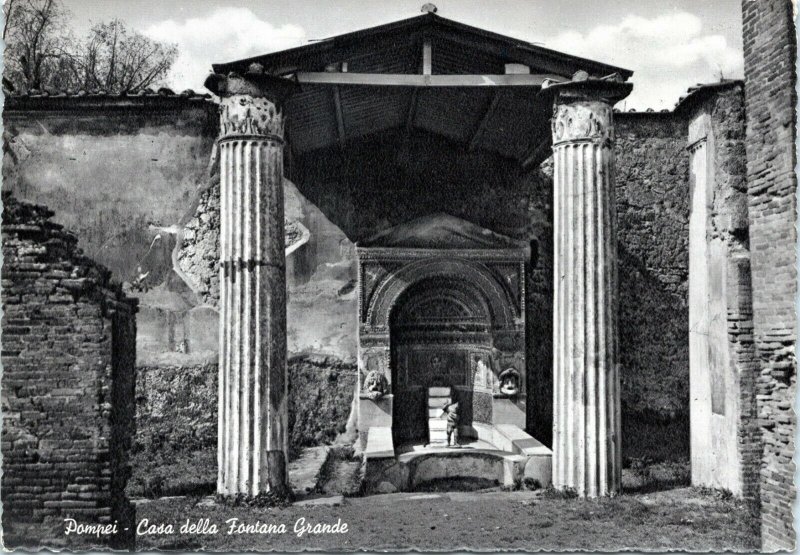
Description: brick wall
1,195,137,549
741,0,797,549
706,86,761,501
682,83,760,497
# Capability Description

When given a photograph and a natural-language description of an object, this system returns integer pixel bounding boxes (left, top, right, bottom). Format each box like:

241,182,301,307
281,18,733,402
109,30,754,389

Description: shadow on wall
129,355,358,498
175,177,359,364
618,246,690,462
292,129,535,244
523,243,690,459
130,176,361,495
284,180,358,362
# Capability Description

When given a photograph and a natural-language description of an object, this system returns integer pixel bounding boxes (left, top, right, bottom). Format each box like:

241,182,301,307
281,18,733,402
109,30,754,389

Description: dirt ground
134,487,759,552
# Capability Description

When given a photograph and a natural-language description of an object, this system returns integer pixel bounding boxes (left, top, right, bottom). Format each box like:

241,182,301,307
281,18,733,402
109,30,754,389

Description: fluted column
547,77,631,497
205,68,295,497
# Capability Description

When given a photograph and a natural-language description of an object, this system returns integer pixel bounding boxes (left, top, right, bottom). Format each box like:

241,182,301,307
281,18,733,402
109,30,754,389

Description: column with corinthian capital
546,77,632,497
205,67,295,497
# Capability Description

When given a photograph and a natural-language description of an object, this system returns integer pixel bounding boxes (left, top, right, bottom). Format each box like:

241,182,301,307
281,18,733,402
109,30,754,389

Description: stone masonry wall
1,195,137,550
614,113,691,422
132,357,357,473
741,0,797,549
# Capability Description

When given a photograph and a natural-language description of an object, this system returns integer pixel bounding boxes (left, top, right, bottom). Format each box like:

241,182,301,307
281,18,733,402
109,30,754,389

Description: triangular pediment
211,13,631,163
359,213,525,249
212,14,630,82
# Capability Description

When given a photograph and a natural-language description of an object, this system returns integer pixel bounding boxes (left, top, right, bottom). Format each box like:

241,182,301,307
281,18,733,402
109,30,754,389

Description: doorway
389,277,492,444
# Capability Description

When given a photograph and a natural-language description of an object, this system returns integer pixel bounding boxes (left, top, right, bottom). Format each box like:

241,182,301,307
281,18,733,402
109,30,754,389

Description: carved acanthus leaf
220,94,285,140
552,101,614,145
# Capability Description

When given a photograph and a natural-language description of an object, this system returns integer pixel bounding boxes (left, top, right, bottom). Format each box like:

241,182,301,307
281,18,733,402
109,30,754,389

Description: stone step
428,385,453,446
428,387,451,397
429,431,448,443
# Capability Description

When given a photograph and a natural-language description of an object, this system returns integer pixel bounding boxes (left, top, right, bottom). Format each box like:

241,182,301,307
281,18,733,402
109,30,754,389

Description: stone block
428,387,451,397
502,455,526,487
364,427,394,459
493,424,551,456
363,457,408,494
492,398,526,428
375,482,397,494
523,455,553,487
359,395,393,431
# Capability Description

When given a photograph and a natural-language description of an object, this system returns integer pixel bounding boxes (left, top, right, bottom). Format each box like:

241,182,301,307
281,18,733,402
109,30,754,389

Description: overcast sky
62,0,745,110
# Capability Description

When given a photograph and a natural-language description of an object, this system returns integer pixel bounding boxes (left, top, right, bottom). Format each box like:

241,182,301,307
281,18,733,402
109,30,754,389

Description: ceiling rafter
405,88,420,132
406,34,430,133
520,137,552,170
332,85,346,150
255,14,629,160
468,90,502,151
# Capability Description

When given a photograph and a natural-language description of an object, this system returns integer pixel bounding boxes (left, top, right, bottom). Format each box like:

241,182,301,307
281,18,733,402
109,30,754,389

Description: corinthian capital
543,76,633,146
204,64,297,141
552,102,614,145
219,95,285,140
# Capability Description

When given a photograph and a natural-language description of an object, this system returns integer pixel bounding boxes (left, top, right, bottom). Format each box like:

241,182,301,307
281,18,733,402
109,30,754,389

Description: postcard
1,0,795,551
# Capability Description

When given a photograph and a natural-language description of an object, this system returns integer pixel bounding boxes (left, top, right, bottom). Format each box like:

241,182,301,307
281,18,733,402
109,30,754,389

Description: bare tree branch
4,3,177,94
4,0,18,41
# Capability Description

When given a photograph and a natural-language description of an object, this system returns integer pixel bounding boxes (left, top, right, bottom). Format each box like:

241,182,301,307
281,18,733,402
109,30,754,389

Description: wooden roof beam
294,72,562,87
469,90,501,151
422,37,432,75
332,86,346,150
520,137,553,170
324,61,348,150
406,36,430,132
406,88,420,131
468,63,532,151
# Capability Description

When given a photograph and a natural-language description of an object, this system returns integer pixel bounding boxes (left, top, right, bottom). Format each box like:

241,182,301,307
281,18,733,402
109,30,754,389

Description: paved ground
135,487,759,552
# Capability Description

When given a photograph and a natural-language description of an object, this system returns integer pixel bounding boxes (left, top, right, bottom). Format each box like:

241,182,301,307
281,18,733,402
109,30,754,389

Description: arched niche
355,214,529,446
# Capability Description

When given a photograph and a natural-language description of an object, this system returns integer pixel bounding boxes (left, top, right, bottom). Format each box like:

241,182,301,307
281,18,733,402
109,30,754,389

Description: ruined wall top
2,193,137,316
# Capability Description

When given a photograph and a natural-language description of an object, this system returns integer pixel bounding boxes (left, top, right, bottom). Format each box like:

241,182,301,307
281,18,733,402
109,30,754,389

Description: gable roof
358,212,527,250
210,12,633,162
212,12,632,80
